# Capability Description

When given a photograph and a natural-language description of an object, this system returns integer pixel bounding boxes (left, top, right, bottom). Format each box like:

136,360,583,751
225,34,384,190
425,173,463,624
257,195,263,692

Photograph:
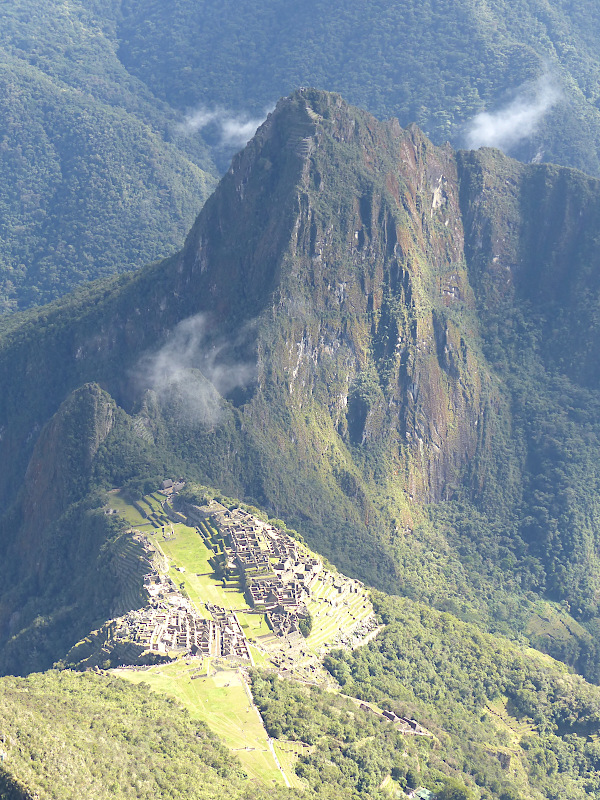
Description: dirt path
240,672,291,787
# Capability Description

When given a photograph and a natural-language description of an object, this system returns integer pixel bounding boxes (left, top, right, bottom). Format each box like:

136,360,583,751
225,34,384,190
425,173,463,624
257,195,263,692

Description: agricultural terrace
305,571,374,652
107,489,377,662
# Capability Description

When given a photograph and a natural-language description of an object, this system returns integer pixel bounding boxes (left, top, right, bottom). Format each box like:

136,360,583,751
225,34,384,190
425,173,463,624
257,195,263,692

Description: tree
436,778,474,800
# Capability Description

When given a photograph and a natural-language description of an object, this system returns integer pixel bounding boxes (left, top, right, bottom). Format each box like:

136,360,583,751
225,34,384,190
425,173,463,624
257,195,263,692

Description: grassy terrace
156,524,270,639
115,659,290,786
306,572,372,651
158,523,248,616
272,740,311,790
105,490,379,786
485,695,537,747
108,490,152,527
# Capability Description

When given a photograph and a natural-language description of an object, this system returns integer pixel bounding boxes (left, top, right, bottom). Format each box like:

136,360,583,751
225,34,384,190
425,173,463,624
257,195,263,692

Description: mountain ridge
2,89,600,681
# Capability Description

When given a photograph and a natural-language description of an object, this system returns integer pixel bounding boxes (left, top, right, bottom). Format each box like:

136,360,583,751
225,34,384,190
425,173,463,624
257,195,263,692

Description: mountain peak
5,90,600,690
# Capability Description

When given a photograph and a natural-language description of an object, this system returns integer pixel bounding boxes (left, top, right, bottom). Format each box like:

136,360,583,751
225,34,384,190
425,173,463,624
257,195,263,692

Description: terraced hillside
76,487,376,667
61,485,378,783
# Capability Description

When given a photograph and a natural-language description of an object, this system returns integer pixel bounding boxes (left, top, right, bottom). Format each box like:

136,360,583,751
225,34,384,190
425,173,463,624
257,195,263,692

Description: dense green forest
0,0,217,312
321,593,600,799
118,0,600,174
251,587,600,800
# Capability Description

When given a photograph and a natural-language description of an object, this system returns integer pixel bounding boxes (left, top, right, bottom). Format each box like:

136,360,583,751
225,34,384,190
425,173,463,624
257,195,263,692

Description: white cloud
177,106,269,148
136,314,255,425
464,73,562,153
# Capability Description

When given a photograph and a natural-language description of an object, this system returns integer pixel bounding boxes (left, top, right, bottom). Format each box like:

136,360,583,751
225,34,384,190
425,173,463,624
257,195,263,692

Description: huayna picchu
5,89,600,798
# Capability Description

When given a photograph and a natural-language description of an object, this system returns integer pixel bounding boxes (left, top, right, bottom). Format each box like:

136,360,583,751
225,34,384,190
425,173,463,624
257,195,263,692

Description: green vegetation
0,0,217,312
0,669,303,800
115,660,288,786
298,612,312,638
118,0,600,178
251,670,423,798
4,0,600,311
323,593,600,799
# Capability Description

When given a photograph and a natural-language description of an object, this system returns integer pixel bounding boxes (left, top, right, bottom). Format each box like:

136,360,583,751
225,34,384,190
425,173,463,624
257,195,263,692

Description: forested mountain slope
2,91,600,687
0,670,303,800
118,0,600,175
0,0,217,312
5,629,600,800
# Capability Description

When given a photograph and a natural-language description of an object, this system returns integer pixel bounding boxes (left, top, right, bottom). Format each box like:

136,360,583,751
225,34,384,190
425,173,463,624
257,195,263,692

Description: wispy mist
136,314,255,425
177,106,268,148
464,73,562,153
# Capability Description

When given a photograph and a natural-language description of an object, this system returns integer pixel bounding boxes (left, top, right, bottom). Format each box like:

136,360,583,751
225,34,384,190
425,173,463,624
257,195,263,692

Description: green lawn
272,740,310,789
114,661,286,785
107,491,150,528
236,611,269,639
159,524,250,614
247,644,272,667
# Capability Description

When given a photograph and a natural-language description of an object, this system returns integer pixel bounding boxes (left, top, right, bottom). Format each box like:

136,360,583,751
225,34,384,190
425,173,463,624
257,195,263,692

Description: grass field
379,775,405,796
107,491,152,528
158,523,251,617
114,660,290,785
272,740,310,790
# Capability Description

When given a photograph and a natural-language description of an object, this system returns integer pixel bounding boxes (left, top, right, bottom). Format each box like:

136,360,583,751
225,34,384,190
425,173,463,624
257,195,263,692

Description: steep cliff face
459,147,600,387
177,90,490,504
4,90,600,674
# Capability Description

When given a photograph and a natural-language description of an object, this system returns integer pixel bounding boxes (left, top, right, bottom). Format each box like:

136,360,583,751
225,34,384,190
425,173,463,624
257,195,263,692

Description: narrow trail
268,737,291,788
240,672,291,787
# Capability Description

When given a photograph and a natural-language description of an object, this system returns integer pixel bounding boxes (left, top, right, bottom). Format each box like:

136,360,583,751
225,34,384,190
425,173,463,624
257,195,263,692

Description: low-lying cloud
464,73,562,153
177,106,268,148
136,314,255,425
